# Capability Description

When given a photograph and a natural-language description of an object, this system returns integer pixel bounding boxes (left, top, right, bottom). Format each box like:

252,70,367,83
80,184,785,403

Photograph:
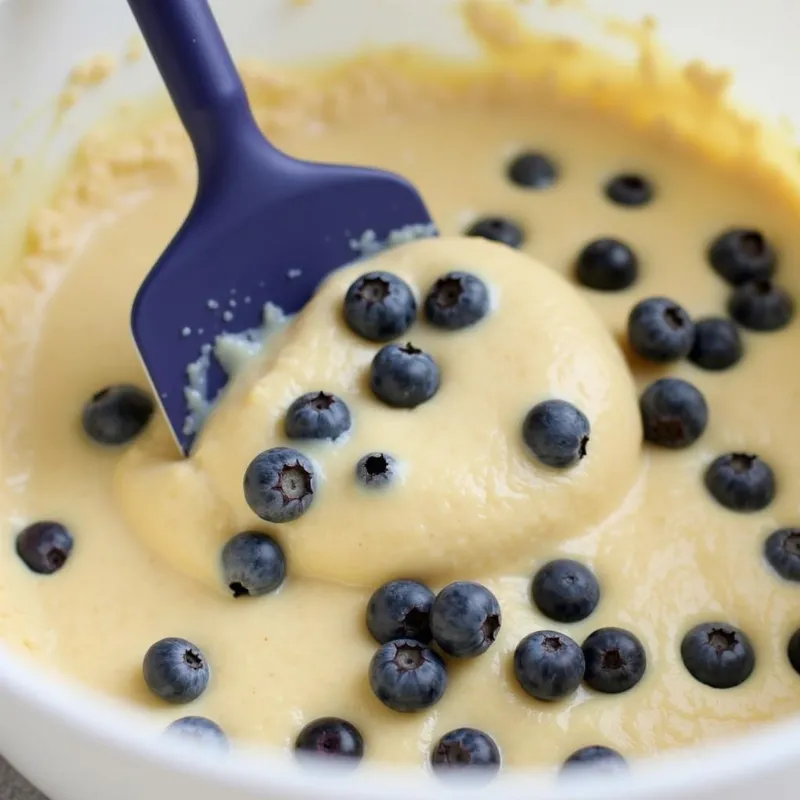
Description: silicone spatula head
127,0,435,456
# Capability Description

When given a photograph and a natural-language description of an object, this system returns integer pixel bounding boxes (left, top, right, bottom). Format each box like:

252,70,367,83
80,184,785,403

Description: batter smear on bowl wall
2,0,800,776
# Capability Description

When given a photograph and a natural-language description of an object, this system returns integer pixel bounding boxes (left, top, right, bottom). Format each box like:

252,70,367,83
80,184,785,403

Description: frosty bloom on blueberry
370,342,440,408
343,271,417,342
531,559,600,623
514,630,585,701
681,623,755,689
522,399,590,468
704,452,776,512
367,579,434,644
221,531,286,598
423,271,490,330
143,638,210,704
429,581,501,658
284,391,351,441
368,638,447,712
243,447,316,523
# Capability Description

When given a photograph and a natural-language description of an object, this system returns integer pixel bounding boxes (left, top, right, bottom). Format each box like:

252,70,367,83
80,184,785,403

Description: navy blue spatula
126,0,435,455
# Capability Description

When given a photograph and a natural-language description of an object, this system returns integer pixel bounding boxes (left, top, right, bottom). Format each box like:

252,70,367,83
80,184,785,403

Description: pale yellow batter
4,5,800,773
118,237,641,589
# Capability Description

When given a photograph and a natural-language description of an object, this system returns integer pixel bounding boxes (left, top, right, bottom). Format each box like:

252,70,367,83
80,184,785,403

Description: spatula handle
126,0,257,163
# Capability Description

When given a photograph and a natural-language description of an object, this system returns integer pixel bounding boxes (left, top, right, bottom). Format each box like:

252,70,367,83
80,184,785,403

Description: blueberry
688,317,743,371
531,559,600,623
370,343,440,409
522,399,590,469
284,392,351,441
787,629,800,675
466,216,525,249
430,581,501,658
704,452,775,512
507,151,558,189
627,297,694,362
562,746,627,774
582,627,646,694
728,279,794,332
604,173,654,207
368,638,447,712
423,271,490,330
764,528,800,582
343,271,416,343
431,728,501,780
165,717,228,748
708,228,776,286
513,631,584,701
243,447,315,523
143,638,210,704
639,378,708,449
15,521,73,575
681,622,755,689
355,452,398,488
221,531,286,598
82,384,153,445
366,579,434,644
575,238,638,291
295,717,364,765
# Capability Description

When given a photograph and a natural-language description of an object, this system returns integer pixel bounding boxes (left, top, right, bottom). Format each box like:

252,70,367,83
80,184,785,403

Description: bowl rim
1,639,797,800
1,0,799,796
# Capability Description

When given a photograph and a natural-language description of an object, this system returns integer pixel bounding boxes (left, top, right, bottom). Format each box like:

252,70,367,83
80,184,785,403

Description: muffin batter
3,3,800,772
117,237,641,588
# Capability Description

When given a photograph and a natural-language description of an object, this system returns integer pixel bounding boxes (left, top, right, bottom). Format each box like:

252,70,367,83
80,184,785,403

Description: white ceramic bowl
2,1,800,798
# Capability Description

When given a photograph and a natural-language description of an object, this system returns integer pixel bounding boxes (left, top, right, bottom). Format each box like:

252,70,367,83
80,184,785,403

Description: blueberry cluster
610,228,794,339
467,154,656,277
240,267,590,539
516,561,645,702
367,580,500,706
522,399,590,468
362,580,502,774
298,547,798,775
303,568,636,776
239,270,493,528
472,153,795,334
627,293,777,513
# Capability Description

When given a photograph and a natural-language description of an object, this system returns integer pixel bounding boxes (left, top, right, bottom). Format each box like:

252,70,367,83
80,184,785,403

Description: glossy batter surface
3,18,800,771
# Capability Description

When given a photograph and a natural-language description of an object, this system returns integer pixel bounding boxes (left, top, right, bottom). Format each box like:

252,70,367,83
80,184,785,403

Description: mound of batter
116,237,640,588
